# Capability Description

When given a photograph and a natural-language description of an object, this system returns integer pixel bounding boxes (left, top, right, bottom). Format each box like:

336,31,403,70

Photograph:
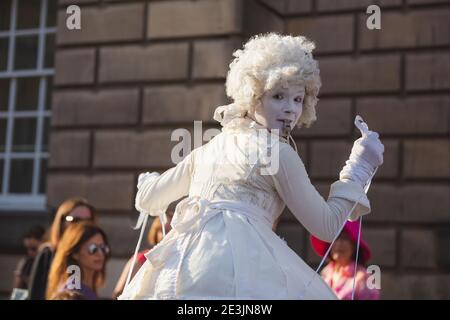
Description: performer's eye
273,93,283,100
294,96,303,103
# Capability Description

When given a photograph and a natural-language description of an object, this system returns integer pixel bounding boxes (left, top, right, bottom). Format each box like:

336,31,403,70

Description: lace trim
222,117,289,144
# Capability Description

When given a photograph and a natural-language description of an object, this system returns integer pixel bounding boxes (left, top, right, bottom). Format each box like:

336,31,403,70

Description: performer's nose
283,100,297,114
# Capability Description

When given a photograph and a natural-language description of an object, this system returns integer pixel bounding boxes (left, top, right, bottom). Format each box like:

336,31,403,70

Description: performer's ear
72,253,80,261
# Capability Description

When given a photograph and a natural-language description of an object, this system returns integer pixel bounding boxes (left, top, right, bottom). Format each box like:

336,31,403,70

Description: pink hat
310,220,372,264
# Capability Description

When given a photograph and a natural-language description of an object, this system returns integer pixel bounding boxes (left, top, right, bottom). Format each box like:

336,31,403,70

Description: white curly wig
215,33,321,129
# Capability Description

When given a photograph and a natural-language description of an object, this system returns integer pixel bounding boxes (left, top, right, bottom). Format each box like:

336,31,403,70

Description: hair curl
225,33,321,128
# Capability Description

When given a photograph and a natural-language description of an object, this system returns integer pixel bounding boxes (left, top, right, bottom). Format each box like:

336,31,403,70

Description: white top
119,117,371,300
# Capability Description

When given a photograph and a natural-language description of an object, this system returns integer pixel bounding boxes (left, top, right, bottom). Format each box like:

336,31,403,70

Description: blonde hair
48,197,96,248
223,33,321,128
49,290,85,300
46,222,109,299
147,217,162,247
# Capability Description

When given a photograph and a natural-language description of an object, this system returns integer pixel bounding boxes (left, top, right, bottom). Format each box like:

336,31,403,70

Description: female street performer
119,33,384,300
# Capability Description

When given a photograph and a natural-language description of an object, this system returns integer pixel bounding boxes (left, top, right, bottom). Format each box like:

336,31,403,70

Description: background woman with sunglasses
28,197,96,299
46,222,110,300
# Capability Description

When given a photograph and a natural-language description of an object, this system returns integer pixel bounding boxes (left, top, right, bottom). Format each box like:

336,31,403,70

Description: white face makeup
252,84,305,135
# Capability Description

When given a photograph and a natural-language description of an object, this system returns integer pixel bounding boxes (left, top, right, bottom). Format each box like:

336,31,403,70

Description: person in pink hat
311,221,380,300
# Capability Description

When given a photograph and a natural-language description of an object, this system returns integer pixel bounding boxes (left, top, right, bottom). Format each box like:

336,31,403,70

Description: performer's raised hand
339,116,384,188
135,171,160,213
137,171,159,189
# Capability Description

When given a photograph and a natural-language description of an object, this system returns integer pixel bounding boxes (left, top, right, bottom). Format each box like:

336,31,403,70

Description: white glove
137,172,159,189
339,116,384,188
135,171,160,213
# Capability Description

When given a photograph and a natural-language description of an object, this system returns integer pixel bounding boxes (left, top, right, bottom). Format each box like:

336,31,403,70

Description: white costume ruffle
119,117,371,300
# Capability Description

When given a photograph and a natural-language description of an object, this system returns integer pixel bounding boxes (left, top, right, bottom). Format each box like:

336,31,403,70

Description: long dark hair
46,222,109,299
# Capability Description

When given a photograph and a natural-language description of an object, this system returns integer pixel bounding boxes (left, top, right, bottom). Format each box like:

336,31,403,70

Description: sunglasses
64,215,92,223
87,243,110,256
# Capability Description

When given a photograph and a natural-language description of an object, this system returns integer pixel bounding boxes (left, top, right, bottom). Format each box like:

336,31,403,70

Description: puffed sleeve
271,143,371,242
135,148,196,214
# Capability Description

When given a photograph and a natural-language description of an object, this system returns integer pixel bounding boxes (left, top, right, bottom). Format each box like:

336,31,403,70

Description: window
0,0,56,210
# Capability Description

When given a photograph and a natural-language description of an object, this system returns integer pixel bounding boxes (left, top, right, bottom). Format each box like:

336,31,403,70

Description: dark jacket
27,244,54,300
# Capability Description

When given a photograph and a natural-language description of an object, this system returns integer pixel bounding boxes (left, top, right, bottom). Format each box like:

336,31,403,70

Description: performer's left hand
137,171,159,189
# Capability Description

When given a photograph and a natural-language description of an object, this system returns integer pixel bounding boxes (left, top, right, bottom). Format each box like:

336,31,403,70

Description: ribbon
213,103,246,127
299,115,379,300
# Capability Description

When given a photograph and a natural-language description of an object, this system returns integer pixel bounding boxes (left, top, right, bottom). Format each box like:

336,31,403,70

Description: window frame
0,0,55,211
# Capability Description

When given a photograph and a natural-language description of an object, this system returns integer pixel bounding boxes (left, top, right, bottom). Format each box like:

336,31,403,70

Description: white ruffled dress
119,117,371,300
